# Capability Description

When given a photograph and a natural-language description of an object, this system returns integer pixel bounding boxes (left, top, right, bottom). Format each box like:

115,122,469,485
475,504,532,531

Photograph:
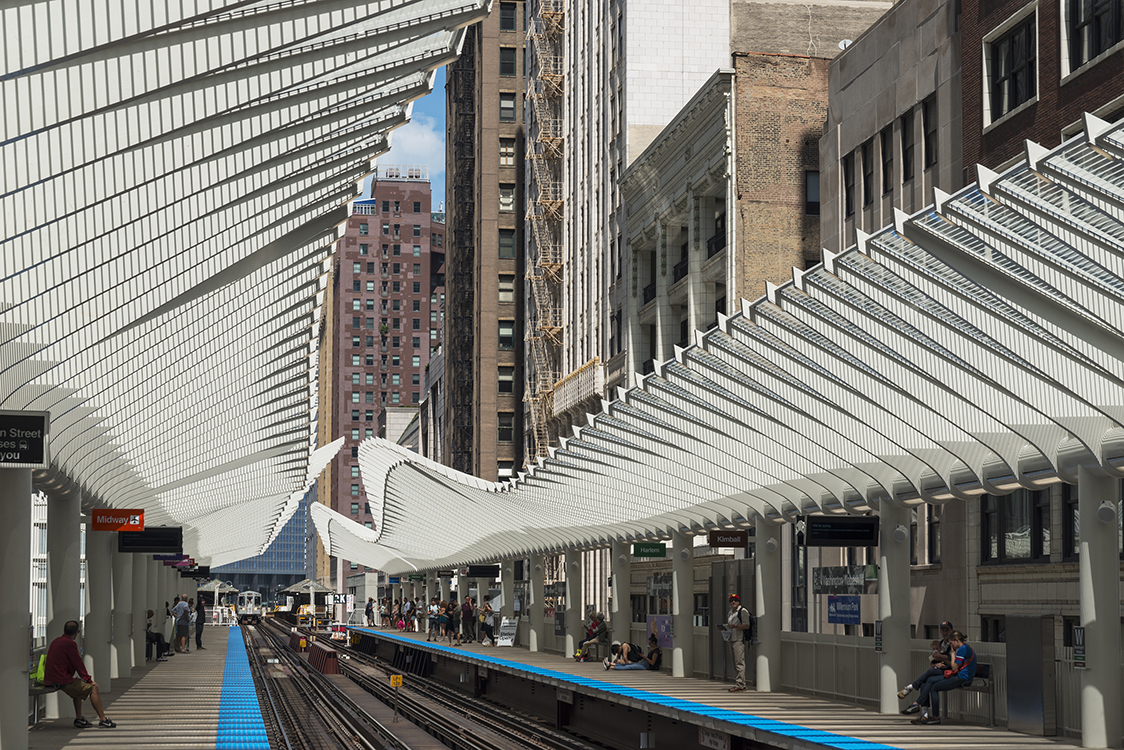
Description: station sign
708,529,750,548
387,576,400,584
812,566,866,595
632,542,666,558
466,564,500,579
797,515,879,547
91,509,144,531
0,410,49,469
1073,626,1086,669
408,574,424,581
827,595,861,625
119,527,182,553
437,570,455,577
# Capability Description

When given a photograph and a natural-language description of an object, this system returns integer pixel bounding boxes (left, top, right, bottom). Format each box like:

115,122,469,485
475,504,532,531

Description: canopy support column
112,543,132,679
439,574,450,606
755,523,781,691
564,551,583,658
1078,467,1123,749
878,501,911,714
132,557,147,668
671,531,694,678
84,528,112,691
529,555,545,652
45,490,82,719
500,562,514,621
611,541,631,644
0,468,32,750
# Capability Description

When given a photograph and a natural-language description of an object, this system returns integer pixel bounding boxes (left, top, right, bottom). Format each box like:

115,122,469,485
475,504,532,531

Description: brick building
316,167,445,584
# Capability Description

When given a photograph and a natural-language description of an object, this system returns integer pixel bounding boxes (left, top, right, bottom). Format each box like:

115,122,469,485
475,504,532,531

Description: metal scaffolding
526,0,565,461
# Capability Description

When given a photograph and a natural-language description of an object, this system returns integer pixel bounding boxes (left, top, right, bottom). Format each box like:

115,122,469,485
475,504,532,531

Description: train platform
29,625,268,750
351,627,1077,750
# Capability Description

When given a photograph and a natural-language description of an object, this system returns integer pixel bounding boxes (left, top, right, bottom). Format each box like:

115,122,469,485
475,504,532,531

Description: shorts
177,621,189,638
60,678,94,700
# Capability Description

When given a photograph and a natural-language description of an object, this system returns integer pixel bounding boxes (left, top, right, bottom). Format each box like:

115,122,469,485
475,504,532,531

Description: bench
583,630,612,661
950,662,994,727
28,649,59,725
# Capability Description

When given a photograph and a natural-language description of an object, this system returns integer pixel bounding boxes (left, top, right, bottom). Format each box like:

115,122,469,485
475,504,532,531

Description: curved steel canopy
314,115,1124,575
0,0,489,566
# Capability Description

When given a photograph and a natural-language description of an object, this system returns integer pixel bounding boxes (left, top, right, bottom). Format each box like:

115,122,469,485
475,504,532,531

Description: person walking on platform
365,597,375,627
447,599,462,646
45,620,116,728
172,596,190,653
718,593,754,692
461,597,476,643
195,597,207,650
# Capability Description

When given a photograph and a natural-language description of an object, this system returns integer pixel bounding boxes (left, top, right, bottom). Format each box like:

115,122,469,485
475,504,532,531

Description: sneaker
910,713,930,725
897,685,913,699
197,646,205,650
919,715,941,725
98,718,117,728
602,657,611,670
156,656,168,662
74,717,93,728
901,703,921,715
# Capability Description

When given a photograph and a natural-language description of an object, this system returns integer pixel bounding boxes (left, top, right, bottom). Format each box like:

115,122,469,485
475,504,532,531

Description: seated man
608,633,662,671
44,620,116,728
603,640,644,670
146,610,170,661
910,630,977,725
573,612,608,661
898,620,954,714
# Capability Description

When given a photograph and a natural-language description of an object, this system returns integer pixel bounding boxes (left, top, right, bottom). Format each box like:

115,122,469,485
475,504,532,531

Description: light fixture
1097,500,1117,524
679,548,691,560
534,564,542,573
764,537,778,553
617,554,628,565
892,525,908,544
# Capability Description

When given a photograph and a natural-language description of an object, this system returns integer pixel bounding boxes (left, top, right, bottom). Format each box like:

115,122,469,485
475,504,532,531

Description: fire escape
526,0,564,461
449,29,477,474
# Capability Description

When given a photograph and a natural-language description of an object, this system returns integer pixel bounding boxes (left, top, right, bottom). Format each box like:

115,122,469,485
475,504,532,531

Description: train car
237,591,263,625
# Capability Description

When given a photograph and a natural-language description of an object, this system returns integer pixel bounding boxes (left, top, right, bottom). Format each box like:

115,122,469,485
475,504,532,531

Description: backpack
737,606,756,642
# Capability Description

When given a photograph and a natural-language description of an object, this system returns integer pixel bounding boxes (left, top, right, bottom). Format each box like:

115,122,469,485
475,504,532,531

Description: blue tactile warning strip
356,628,901,750
216,626,270,750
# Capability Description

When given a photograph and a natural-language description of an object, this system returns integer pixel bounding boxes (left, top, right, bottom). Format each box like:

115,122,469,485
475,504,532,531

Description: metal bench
28,649,59,725
951,662,995,727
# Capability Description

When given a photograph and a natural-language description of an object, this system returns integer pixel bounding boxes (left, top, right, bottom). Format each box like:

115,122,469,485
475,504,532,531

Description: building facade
315,169,445,585
210,494,310,603
445,2,527,480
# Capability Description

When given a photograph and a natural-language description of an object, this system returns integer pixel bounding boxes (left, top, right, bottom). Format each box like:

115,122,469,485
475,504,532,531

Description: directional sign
0,410,49,469
92,509,145,531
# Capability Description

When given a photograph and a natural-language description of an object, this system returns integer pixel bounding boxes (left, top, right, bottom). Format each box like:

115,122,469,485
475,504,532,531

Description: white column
611,541,631,643
45,490,82,718
529,555,545,652
671,531,694,677
439,574,450,605
147,561,159,646
112,544,133,679
132,556,147,668
564,550,582,657
500,563,514,620
0,469,32,750
755,523,782,691
878,501,911,714
84,528,112,691
1078,467,1123,749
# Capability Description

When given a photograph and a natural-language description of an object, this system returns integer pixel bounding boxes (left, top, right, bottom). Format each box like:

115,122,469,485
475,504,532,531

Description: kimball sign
708,529,750,548
0,410,49,469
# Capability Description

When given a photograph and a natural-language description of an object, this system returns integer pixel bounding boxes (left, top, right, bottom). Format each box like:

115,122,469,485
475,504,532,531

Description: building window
413,245,421,256
352,391,361,403
989,15,1036,122
805,171,820,215
412,355,421,367
359,223,369,235
500,47,517,76
500,1,517,30
922,97,938,168
499,184,515,212
412,318,421,330
1069,0,1124,71
498,412,515,442
351,409,360,421
500,139,516,166
382,200,390,213
499,228,516,258
391,373,400,386
499,274,515,303
392,336,400,347
413,281,421,293
498,460,515,478
365,410,374,422
413,299,421,312
861,140,874,206
981,489,1050,564
350,484,360,496
498,320,515,349
900,110,915,182
413,201,421,213
413,225,421,237
499,366,515,393
351,503,359,514
412,336,421,349
843,153,855,217
412,373,420,385
412,263,421,275
500,92,516,121
391,392,400,404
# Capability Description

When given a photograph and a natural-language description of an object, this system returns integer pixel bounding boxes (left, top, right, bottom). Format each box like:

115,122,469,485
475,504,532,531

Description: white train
237,591,263,625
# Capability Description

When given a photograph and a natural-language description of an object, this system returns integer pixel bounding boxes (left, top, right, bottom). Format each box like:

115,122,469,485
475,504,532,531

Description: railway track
246,619,602,750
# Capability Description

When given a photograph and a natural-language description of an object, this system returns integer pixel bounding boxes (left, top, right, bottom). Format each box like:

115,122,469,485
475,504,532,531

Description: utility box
1005,615,1057,736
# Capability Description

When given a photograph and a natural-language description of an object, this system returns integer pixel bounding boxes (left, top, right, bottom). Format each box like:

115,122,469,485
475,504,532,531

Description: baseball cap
940,621,953,630
729,594,740,601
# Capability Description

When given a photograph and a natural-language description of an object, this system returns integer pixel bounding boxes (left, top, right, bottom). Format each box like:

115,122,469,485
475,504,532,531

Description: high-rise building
211,492,311,602
445,3,527,479
315,168,445,585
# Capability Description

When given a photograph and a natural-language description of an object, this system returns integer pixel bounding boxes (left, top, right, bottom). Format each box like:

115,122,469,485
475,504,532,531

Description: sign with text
827,595,861,625
92,509,145,531
813,566,866,595
0,410,49,468
153,553,188,561
387,576,400,584
874,620,883,652
698,727,731,750
119,527,182,553
708,529,750,547
632,542,666,558
798,515,879,546
408,574,424,581
496,617,518,646
466,564,500,579
1073,626,1085,669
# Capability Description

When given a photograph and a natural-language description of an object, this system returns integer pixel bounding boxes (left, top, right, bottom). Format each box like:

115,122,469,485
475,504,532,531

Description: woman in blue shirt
910,630,976,725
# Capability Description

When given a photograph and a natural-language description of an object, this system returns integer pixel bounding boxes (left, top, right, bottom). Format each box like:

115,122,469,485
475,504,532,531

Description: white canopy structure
315,114,1124,575
0,0,488,566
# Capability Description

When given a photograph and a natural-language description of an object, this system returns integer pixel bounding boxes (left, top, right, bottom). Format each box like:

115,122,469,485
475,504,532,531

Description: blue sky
362,67,447,209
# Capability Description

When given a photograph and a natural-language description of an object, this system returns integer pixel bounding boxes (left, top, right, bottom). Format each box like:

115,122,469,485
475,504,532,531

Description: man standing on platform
171,596,190,653
195,597,207,650
44,620,116,728
718,594,754,692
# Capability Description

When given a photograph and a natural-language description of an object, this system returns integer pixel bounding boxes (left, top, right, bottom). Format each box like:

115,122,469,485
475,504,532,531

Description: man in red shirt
44,620,116,728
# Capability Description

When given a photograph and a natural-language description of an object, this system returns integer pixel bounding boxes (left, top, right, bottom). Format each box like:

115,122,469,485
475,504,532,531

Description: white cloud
379,114,445,182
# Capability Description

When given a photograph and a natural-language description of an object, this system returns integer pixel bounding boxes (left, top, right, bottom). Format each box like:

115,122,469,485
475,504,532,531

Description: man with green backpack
44,621,116,728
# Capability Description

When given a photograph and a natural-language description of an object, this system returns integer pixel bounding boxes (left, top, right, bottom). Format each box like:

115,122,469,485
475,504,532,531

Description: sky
362,67,448,209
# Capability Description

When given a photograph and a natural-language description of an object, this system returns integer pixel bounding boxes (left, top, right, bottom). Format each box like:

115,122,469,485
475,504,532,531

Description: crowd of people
364,594,499,646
